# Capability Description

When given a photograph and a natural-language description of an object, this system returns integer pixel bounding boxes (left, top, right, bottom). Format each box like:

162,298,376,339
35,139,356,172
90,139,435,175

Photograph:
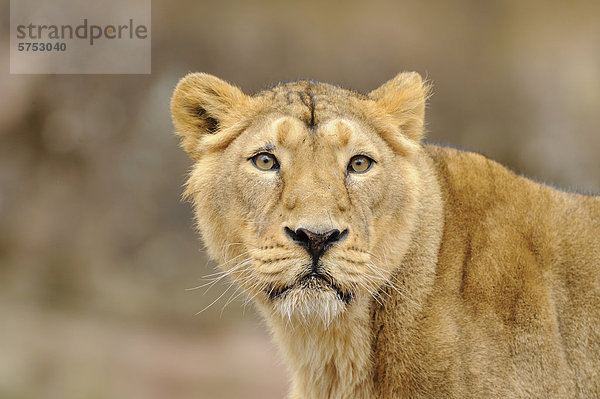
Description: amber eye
347,155,373,174
251,153,279,171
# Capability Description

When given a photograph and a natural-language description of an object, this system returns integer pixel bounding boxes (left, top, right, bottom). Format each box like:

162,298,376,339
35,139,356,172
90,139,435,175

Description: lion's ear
170,73,247,159
368,72,430,141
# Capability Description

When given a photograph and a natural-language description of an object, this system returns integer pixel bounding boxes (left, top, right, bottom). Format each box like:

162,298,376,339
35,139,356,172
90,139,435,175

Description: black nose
285,227,348,261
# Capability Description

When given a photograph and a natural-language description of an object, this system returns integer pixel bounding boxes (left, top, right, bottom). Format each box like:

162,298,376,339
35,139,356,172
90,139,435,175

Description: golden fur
170,72,600,398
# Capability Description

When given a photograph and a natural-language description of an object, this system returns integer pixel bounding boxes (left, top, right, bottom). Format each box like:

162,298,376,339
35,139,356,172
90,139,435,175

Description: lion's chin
270,281,349,326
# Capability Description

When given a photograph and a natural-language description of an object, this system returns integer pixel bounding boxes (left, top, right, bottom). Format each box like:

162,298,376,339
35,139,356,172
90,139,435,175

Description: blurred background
1,0,599,398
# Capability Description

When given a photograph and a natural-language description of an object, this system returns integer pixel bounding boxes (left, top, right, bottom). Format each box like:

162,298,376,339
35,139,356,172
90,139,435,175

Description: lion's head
171,72,429,325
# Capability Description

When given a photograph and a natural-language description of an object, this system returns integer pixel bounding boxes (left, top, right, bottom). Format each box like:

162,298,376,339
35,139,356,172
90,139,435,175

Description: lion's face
171,73,428,324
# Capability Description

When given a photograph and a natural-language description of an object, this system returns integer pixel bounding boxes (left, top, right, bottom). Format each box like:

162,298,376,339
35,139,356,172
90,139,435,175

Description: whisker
207,249,259,274
242,281,269,313
220,242,246,261
220,285,247,317
186,258,253,291
201,259,254,294
195,283,235,315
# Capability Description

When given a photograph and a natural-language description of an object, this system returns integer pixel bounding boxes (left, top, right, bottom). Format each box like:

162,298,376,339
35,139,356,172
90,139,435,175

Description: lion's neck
267,299,375,399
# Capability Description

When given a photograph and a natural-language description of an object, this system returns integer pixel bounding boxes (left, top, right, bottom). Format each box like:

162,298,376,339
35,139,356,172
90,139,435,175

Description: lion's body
170,72,600,398
371,145,600,398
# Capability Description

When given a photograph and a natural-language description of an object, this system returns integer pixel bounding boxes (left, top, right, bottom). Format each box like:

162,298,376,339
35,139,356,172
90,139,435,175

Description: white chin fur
271,287,346,326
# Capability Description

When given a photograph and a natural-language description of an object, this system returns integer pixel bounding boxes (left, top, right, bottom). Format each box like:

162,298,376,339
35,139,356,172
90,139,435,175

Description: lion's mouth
267,272,353,304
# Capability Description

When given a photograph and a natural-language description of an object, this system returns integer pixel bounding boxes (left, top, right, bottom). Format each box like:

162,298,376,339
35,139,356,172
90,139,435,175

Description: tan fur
170,72,600,398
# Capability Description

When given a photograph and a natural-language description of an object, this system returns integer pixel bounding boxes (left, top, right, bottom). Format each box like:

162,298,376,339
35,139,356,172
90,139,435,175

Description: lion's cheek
231,176,293,245
361,178,420,270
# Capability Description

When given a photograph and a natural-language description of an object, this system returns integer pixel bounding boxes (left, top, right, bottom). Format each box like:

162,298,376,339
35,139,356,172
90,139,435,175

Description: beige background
1,0,599,398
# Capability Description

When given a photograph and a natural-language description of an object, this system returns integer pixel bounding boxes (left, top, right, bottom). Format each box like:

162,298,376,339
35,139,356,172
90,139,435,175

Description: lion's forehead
255,80,367,128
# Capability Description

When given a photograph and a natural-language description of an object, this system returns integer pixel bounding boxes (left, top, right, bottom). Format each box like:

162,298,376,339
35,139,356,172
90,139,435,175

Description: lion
170,72,600,398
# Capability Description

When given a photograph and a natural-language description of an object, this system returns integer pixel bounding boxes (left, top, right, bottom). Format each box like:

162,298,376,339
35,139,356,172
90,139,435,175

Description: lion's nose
284,227,348,261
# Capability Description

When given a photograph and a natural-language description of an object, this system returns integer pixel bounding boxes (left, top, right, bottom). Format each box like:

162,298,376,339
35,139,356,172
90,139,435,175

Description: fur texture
170,72,600,398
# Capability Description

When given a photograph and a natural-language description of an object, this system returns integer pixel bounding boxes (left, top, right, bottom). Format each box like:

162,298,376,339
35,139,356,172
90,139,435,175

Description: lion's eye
347,155,373,174
251,153,279,171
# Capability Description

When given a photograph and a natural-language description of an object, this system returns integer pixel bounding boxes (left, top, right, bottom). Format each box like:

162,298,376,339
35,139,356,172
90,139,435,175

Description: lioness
170,72,600,398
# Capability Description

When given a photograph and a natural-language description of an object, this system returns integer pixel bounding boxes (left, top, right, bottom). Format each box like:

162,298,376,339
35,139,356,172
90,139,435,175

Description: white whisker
195,283,235,315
